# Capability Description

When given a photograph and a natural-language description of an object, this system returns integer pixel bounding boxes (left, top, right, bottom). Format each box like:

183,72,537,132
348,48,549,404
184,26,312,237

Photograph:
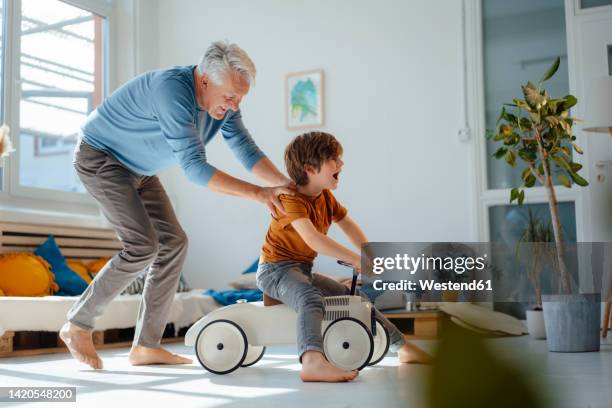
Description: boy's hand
256,185,294,216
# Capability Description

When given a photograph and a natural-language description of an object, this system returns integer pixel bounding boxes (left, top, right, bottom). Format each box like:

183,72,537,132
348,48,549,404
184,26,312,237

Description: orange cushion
0,253,59,296
87,257,110,275
66,260,92,284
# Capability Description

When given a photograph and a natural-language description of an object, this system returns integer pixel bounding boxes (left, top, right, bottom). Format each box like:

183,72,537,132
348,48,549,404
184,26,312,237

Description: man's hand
256,185,295,216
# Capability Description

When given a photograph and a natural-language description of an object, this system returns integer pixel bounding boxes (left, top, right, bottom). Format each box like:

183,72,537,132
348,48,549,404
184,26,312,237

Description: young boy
256,131,430,383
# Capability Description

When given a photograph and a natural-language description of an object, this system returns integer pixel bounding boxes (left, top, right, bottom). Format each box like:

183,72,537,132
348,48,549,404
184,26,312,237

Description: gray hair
197,41,256,86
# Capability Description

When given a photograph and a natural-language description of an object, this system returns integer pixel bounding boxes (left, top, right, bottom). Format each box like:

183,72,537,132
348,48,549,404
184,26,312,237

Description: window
481,0,576,243
468,0,582,317
483,0,570,190
580,0,612,9
16,0,106,195
479,0,577,244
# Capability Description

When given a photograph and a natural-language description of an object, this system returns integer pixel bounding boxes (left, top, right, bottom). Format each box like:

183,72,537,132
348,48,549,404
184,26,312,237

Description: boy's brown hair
284,131,343,186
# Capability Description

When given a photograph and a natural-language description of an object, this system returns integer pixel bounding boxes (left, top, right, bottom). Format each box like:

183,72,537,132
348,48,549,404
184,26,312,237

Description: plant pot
526,309,546,339
542,294,600,352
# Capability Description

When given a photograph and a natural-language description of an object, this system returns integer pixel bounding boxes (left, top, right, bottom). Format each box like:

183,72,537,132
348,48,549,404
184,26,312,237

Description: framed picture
285,69,324,129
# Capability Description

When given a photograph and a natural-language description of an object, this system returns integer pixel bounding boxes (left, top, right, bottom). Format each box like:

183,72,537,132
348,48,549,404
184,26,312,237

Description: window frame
574,0,612,15
0,0,113,209
464,0,587,242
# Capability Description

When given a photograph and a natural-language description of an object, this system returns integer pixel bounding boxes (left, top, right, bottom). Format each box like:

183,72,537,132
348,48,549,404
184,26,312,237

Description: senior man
60,41,293,369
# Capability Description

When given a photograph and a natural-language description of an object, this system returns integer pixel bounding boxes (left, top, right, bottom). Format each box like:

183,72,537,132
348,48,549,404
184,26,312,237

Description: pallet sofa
0,221,218,357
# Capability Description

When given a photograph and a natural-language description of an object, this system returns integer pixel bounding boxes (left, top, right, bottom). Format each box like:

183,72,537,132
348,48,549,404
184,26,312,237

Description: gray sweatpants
256,260,406,359
67,141,188,348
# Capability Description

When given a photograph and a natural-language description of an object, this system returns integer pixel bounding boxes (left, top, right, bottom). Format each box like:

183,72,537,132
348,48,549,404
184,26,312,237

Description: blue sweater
80,65,265,186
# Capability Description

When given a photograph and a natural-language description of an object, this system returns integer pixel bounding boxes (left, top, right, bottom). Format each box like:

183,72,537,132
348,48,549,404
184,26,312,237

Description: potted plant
515,209,556,339
488,57,600,352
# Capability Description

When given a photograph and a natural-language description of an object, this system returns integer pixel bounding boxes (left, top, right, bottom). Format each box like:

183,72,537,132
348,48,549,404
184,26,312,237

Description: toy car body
185,294,390,374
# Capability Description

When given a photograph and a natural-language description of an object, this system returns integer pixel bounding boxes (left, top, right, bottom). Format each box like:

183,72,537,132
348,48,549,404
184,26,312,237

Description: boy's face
305,156,344,190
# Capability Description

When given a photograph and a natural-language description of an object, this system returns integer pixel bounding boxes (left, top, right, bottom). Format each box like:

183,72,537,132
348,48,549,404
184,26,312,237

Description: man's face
201,70,250,119
306,156,344,190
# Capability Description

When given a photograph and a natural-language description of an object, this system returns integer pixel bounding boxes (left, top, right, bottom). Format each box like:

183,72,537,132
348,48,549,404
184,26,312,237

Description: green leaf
570,162,582,172
485,129,496,140
521,167,531,181
529,111,541,123
544,116,560,127
518,190,525,205
572,142,583,154
558,174,572,188
496,107,506,125
505,150,516,167
515,99,530,111
523,82,545,109
518,148,537,162
518,117,532,130
541,57,561,82
562,95,578,110
510,188,519,203
504,133,520,146
538,163,545,175
493,147,507,159
560,146,571,159
552,155,571,171
524,173,536,188
569,171,589,187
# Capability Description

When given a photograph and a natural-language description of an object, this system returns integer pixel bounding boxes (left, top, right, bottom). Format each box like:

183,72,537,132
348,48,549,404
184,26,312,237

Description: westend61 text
373,279,493,292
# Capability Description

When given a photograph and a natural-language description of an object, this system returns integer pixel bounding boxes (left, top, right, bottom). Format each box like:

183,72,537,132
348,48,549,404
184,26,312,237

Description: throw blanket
205,289,262,306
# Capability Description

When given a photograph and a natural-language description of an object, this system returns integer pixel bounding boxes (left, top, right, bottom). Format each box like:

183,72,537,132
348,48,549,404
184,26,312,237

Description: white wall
155,0,476,290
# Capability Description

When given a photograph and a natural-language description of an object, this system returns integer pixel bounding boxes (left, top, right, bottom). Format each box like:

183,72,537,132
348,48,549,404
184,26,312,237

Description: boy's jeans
256,260,406,359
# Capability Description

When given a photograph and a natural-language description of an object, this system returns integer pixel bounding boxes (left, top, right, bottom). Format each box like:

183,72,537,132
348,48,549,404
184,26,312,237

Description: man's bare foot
59,322,103,370
128,345,192,366
398,342,433,364
299,351,358,382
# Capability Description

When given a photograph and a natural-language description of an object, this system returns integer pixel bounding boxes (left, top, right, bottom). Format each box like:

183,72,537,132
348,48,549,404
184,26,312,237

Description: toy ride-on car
185,262,390,374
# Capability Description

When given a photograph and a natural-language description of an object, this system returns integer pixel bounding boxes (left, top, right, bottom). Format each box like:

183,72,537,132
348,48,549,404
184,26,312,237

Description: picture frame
285,69,324,130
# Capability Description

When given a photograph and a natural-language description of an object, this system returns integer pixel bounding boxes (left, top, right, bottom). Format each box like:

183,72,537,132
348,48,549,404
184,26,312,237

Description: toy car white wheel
323,317,373,371
368,319,390,366
195,319,247,374
241,345,266,367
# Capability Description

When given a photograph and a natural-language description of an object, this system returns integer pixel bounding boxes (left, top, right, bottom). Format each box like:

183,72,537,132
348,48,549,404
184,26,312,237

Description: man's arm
291,218,361,270
336,215,367,249
221,110,293,187
251,156,294,187
208,169,293,215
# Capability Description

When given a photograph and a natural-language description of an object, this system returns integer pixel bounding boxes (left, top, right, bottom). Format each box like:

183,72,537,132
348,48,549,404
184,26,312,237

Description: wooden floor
0,337,610,407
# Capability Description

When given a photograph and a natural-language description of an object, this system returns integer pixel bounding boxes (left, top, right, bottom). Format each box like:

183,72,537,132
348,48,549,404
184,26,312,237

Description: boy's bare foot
59,322,103,370
398,342,433,364
128,345,192,366
299,351,359,382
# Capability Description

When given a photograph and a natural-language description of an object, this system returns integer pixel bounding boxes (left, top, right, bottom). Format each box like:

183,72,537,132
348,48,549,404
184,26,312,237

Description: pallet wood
1,328,183,358
0,221,121,261
0,331,15,354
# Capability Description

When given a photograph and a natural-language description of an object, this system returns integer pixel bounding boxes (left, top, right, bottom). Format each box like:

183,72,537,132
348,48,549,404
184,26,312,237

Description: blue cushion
241,258,259,274
35,235,88,296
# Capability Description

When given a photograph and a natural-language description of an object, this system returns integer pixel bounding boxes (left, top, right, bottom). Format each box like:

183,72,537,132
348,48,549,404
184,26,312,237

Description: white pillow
228,273,258,290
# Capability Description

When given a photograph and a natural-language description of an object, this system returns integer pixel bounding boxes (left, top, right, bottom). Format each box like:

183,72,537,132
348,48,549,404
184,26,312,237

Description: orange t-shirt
260,189,348,265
